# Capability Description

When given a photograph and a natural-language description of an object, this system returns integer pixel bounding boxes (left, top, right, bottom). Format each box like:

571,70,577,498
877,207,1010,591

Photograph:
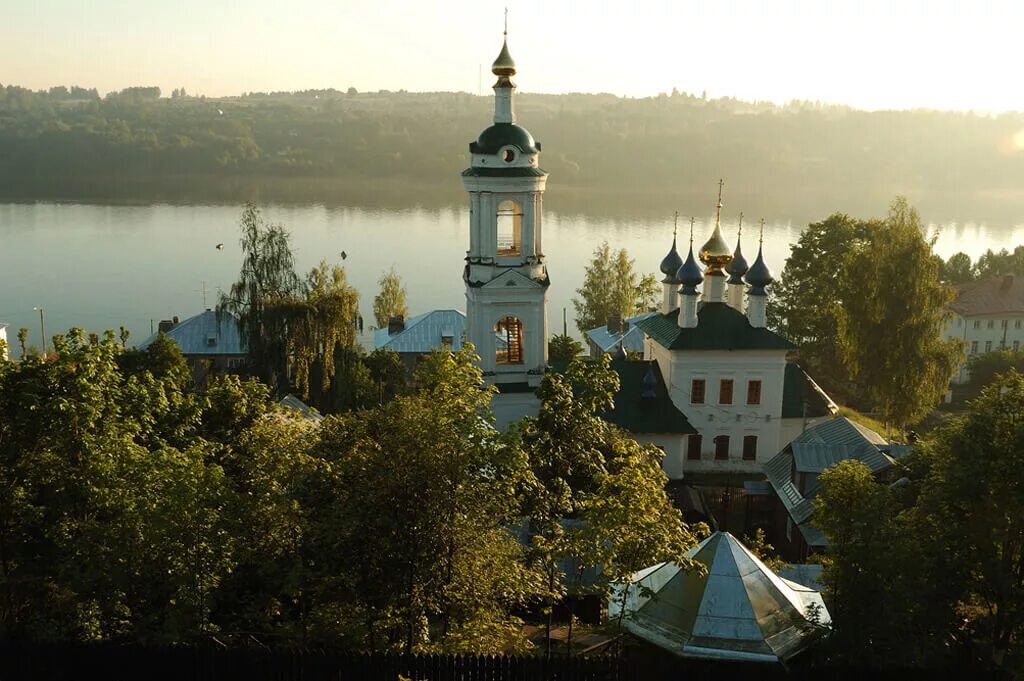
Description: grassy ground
834,406,889,436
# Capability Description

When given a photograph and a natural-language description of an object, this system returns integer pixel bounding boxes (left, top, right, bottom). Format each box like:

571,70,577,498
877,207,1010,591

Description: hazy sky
3,0,1021,111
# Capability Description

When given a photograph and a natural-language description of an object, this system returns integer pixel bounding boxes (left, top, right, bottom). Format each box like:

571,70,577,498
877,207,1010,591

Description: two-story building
943,274,1024,384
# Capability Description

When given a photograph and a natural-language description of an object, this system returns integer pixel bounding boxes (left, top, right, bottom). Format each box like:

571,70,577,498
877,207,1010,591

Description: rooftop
763,416,895,544
781,363,837,419
636,303,796,352
137,310,245,356
374,309,468,354
951,274,1024,316
610,532,830,662
605,359,698,435
585,311,658,354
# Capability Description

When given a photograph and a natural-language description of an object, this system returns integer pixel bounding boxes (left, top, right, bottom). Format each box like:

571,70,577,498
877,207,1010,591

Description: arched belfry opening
496,200,523,256
495,316,524,364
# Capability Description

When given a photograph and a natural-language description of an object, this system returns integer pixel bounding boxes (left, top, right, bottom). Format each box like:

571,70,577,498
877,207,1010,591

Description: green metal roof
605,360,698,435
781,363,833,418
635,303,797,351
461,166,547,177
469,123,540,154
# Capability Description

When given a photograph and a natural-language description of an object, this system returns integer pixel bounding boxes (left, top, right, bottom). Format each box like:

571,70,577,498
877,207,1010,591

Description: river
1,200,1022,350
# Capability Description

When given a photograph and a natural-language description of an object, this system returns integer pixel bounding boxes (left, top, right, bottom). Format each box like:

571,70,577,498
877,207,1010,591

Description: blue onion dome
615,340,628,361
641,363,658,399
745,245,774,295
660,236,684,284
726,237,749,285
676,245,704,294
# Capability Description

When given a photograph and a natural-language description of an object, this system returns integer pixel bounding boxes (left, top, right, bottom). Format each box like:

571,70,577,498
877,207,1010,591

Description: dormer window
206,336,217,347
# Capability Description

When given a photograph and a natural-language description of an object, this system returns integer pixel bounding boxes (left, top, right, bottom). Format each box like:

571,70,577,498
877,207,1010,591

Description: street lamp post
33,307,46,356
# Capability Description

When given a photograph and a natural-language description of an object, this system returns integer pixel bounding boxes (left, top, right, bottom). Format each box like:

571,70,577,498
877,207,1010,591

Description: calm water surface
2,201,1023,348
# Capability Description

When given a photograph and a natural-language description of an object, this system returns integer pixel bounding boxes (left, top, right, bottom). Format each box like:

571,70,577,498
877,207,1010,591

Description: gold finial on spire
492,9,516,77
700,179,733,273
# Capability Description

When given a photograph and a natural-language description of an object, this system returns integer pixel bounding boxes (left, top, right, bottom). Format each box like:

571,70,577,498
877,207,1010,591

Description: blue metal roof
584,311,658,354
374,309,466,353
137,310,245,356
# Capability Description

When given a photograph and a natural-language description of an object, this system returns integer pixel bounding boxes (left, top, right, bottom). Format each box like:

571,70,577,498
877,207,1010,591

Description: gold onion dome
700,223,733,273
700,181,733,274
492,38,516,77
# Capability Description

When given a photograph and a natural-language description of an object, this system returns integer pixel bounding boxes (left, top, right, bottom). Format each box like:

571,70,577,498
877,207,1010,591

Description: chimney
607,315,622,334
158,318,177,333
388,315,406,335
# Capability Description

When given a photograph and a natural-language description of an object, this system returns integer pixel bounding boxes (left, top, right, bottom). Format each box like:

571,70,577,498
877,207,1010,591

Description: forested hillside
2,84,1023,219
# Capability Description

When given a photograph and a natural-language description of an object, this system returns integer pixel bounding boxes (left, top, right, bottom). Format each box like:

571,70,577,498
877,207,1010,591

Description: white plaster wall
466,285,548,386
943,312,1024,383
644,341,790,475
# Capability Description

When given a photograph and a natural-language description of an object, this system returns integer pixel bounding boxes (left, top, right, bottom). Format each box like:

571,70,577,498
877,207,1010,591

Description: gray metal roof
791,443,852,473
764,417,894,541
584,311,658,354
374,309,466,353
610,532,830,662
137,310,246,356
277,394,324,422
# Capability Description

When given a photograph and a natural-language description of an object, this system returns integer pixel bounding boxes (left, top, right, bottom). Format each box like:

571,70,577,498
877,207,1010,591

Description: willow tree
219,204,359,399
836,198,962,431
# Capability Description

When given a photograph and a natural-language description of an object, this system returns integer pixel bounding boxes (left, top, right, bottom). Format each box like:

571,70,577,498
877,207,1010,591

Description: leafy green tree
835,198,963,431
941,252,976,283
219,205,359,402
518,356,701,648
917,370,1024,668
976,246,1024,279
218,203,300,391
965,349,1024,396
548,334,584,362
311,344,544,653
372,267,409,329
773,213,874,399
572,242,658,334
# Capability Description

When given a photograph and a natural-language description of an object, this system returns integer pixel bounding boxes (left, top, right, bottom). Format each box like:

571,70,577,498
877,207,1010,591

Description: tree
918,370,1024,668
311,344,544,653
548,334,584,362
835,198,962,431
218,203,300,391
573,242,658,333
219,205,359,403
518,356,701,650
976,246,1024,279
941,252,976,283
372,267,409,328
965,349,1024,396
773,213,874,399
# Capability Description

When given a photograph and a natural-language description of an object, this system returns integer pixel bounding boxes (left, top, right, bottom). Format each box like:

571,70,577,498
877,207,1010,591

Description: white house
943,274,1024,384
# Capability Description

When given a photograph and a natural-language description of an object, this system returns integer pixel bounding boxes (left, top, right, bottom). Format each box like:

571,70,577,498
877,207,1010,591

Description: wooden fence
0,640,961,681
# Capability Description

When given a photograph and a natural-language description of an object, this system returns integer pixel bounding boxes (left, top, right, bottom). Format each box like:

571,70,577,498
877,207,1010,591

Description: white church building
460,34,836,478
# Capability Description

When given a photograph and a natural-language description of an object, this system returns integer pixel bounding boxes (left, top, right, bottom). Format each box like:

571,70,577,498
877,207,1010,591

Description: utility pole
33,307,46,355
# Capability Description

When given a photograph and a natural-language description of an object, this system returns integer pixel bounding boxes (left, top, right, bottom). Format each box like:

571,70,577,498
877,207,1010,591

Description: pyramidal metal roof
610,532,830,662
137,310,245,356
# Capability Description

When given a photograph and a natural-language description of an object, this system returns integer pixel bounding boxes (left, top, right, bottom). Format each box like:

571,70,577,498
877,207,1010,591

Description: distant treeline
3,84,1024,219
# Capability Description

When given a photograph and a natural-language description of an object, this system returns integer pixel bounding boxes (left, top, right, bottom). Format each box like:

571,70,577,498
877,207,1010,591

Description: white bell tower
463,28,549,388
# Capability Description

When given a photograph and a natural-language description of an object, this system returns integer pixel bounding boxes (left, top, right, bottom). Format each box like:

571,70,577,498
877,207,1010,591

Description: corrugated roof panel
137,310,245,356
585,311,658,353
791,444,852,473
